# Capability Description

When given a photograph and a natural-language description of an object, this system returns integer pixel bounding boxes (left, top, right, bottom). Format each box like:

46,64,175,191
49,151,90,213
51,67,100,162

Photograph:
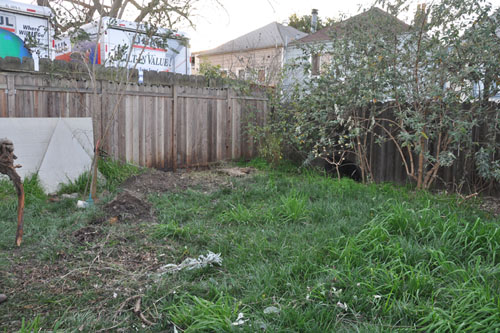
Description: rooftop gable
293,7,411,44
197,22,307,56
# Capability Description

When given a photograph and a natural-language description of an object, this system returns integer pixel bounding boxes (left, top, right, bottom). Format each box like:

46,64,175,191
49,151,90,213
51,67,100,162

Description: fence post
172,84,178,171
7,75,15,117
227,88,235,159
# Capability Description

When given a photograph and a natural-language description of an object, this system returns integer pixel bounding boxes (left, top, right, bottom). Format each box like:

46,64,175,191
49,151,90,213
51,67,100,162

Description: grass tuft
98,157,143,191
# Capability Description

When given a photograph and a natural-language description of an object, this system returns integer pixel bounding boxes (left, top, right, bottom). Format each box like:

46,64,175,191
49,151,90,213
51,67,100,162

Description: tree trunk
0,139,25,246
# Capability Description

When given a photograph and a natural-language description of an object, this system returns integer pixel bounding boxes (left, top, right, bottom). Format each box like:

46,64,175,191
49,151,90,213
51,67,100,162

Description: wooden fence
360,103,500,192
0,61,268,170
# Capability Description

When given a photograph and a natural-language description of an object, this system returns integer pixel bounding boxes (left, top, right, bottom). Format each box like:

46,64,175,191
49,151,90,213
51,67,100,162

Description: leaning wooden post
0,139,25,246
172,84,178,171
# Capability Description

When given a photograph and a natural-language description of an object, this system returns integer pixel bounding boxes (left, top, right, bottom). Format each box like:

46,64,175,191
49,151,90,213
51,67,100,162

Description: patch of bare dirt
217,167,256,177
104,190,153,222
73,226,102,244
479,196,500,217
119,166,256,196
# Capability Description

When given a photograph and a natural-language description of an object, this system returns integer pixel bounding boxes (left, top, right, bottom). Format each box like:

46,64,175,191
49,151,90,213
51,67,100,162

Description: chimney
311,9,318,33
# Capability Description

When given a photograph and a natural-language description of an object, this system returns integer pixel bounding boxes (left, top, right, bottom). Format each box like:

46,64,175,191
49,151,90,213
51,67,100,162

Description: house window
258,69,266,83
238,69,245,79
311,54,320,76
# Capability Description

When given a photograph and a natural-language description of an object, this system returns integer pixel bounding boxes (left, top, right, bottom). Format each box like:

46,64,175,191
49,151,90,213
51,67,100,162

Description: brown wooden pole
0,139,25,246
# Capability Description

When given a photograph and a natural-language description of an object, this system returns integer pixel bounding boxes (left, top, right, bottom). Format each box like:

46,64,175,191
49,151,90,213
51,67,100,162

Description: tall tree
286,13,336,33
282,1,500,190
37,0,216,32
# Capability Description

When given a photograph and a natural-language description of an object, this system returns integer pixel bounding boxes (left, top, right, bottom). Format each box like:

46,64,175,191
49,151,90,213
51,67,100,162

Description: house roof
196,22,307,56
293,7,411,44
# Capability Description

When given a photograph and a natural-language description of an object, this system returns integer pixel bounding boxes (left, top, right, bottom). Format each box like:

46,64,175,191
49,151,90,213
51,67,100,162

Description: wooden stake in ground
0,139,25,246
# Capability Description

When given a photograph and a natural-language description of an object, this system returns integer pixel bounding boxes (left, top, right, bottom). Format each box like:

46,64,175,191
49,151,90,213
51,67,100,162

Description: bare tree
36,0,214,32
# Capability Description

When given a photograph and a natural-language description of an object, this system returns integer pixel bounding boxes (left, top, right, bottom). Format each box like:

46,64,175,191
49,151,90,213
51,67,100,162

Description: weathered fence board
362,103,500,191
0,71,268,170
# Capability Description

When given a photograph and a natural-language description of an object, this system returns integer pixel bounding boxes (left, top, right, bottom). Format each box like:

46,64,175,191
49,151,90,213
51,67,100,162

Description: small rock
62,193,79,199
263,306,280,315
0,294,7,304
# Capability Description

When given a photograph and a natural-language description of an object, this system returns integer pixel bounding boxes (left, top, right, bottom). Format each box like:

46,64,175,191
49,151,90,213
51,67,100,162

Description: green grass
57,171,91,195
98,157,143,191
0,161,499,332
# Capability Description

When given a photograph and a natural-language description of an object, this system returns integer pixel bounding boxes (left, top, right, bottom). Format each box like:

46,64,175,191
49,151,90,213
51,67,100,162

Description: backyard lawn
1,160,499,332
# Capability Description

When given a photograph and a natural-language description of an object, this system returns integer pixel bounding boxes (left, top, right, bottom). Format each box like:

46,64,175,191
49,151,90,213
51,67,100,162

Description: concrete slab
0,118,94,193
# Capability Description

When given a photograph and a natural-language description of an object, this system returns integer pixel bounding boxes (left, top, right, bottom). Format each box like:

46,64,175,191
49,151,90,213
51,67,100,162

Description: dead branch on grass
457,192,479,206
0,139,25,246
133,297,156,326
114,294,156,326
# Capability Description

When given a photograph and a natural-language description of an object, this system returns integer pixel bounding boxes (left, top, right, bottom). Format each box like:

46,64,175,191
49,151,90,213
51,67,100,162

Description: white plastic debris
232,313,248,326
77,200,89,209
336,301,348,310
158,251,222,274
263,306,280,315
62,193,79,199
373,295,382,300
332,287,342,297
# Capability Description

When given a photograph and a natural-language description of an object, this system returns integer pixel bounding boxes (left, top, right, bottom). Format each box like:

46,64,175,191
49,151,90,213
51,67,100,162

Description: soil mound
104,190,153,222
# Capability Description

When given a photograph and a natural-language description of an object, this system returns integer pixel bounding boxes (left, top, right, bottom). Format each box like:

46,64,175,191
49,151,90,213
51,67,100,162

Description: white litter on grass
158,251,222,274
232,313,248,326
373,295,382,300
263,306,280,314
332,287,342,297
337,301,348,310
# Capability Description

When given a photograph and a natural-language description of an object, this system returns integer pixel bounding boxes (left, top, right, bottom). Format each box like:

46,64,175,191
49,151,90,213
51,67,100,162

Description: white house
282,7,411,96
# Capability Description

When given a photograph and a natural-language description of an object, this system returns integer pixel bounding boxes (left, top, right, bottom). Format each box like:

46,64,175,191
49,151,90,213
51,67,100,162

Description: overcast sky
183,0,372,51
14,0,500,51
178,0,500,51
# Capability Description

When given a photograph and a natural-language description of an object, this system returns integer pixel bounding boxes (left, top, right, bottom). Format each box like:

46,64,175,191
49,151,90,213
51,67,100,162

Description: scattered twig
116,294,142,316
133,297,156,326
126,295,156,326
457,192,478,206
58,267,88,280
95,322,123,332
113,294,156,326
87,231,112,274
133,297,141,313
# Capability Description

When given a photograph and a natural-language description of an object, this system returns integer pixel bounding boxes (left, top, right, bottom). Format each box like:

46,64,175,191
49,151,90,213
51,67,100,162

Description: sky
182,0,371,51
12,0,500,52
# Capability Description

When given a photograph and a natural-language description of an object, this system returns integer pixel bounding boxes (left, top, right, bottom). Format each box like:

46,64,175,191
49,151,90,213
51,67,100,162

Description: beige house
193,22,306,86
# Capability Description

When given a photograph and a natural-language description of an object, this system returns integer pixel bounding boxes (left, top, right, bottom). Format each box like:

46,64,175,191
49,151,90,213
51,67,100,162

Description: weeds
58,171,91,195
1,162,499,332
98,157,143,191
165,293,240,332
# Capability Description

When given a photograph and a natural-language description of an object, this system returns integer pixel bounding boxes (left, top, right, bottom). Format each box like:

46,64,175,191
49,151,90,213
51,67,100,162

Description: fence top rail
0,57,269,95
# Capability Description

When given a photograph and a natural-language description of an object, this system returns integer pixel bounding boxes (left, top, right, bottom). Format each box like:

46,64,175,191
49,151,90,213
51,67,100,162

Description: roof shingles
197,22,307,56
293,7,411,44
